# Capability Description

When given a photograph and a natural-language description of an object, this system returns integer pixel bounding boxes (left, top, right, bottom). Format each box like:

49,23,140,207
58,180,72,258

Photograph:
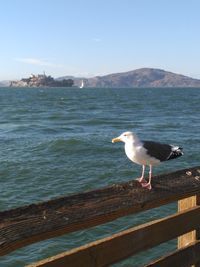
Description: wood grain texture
27,206,200,267
178,196,197,248
178,194,200,267
143,241,200,267
1,166,200,256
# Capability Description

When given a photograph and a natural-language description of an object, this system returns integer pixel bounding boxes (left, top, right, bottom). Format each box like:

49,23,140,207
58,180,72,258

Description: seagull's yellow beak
112,137,121,143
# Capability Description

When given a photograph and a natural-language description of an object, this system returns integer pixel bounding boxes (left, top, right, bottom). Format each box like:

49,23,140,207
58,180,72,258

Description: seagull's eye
124,134,127,137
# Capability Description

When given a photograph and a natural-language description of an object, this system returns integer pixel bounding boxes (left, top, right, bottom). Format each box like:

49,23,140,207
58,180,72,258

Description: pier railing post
178,194,200,267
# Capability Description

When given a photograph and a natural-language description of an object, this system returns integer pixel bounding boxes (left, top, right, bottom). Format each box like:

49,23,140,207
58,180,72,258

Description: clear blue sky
1,0,200,80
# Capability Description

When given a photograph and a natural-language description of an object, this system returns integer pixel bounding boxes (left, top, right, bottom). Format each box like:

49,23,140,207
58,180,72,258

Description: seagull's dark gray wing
142,141,173,162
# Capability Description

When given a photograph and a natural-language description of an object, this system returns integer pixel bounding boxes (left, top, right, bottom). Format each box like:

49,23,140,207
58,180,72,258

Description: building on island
10,73,74,88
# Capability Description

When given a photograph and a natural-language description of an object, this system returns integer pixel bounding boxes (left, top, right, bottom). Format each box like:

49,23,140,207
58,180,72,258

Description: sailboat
80,80,84,88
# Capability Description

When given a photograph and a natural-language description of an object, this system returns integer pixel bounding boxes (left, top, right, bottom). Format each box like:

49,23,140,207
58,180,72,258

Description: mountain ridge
1,68,200,88
60,68,200,88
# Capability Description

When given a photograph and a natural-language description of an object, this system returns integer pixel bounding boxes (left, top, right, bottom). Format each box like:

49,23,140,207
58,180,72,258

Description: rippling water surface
0,87,199,266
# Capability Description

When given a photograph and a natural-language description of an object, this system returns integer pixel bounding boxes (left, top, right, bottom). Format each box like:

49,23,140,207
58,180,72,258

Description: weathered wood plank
178,196,197,248
195,194,200,267
1,166,200,256
27,206,200,267
29,207,200,267
143,241,200,267
178,194,200,267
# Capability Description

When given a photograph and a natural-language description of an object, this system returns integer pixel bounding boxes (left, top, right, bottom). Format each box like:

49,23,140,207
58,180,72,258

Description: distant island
10,73,74,88
64,68,200,88
3,68,200,88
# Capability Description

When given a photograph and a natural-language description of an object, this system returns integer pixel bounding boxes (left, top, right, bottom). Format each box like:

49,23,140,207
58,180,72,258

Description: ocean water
0,87,199,267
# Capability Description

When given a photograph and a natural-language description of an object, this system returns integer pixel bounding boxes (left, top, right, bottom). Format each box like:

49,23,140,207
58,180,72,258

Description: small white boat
80,80,84,88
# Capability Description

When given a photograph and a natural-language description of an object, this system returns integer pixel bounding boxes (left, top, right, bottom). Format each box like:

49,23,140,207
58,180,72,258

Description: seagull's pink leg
136,165,147,184
142,165,152,190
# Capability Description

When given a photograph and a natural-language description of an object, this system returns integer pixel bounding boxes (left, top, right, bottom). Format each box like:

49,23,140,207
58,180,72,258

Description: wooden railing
1,166,200,267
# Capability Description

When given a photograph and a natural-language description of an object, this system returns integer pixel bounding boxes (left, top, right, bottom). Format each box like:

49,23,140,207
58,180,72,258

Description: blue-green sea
0,87,199,267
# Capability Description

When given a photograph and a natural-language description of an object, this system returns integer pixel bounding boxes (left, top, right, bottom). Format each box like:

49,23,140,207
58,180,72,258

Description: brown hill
64,68,200,88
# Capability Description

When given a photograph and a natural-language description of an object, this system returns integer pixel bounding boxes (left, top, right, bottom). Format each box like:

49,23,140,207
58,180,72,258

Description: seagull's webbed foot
141,182,152,190
136,177,147,184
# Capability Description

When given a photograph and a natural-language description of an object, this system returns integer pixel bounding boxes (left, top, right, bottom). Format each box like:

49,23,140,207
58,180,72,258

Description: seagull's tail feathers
167,146,183,160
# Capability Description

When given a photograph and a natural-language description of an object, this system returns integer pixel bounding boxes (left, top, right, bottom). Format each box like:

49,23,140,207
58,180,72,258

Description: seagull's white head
112,131,138,144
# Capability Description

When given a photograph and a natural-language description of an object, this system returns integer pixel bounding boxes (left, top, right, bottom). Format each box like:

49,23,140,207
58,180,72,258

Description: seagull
112,131,183,190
